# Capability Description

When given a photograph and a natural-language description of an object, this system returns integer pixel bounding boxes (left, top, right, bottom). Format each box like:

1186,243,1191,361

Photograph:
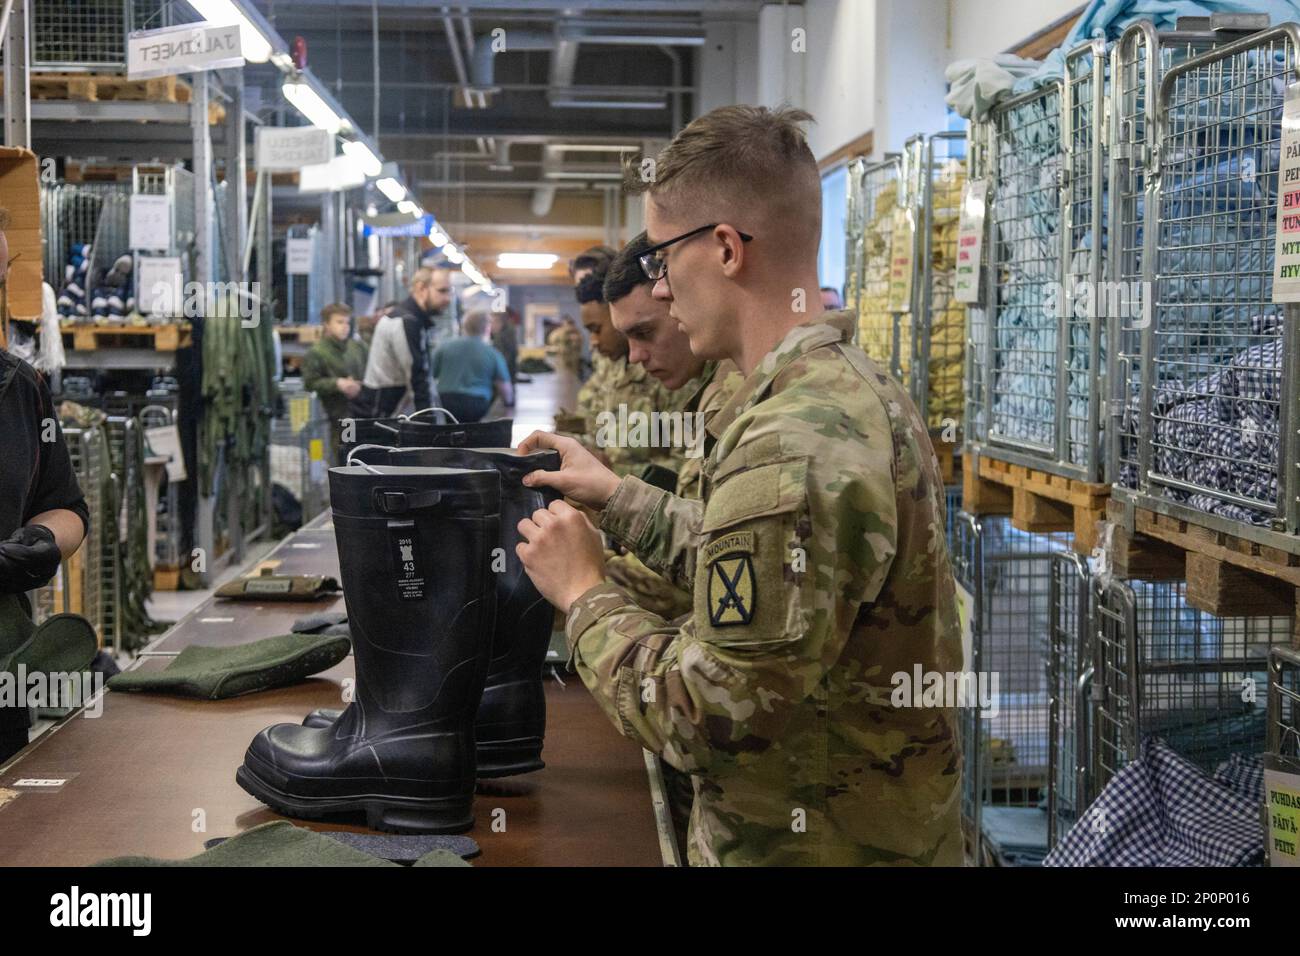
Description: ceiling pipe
471,29,555,87
441,7,474,107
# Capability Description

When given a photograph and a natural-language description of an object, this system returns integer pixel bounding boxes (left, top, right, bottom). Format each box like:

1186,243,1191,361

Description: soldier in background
600,232,741,620
573,261,677,479
516,106,963,866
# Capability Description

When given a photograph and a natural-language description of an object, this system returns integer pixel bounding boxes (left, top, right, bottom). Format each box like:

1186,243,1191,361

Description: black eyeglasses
639,224,753,282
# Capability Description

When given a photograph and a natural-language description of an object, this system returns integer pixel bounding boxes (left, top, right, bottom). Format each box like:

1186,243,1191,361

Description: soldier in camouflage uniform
515,106,963,867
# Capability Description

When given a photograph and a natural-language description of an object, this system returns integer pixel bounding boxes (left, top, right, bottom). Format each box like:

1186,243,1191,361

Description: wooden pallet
5,72,227,123
1108,499,1300,623
931,432,959,486
276,324,323,344
961,452,1109,554
63,322,191,352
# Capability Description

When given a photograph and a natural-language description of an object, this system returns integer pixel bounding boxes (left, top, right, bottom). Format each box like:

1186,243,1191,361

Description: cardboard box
0,146,43,330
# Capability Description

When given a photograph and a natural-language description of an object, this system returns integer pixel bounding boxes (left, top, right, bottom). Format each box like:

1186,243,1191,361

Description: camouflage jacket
593,356,683,478
604,360,742,620
565,311,964,866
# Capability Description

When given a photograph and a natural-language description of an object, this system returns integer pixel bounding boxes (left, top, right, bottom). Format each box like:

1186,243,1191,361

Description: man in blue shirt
430,310,513,422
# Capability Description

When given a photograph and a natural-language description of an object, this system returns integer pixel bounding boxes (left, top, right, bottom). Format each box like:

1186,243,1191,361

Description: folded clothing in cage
1133,315,1283,525
1044,737,1264,867
857,177,900,367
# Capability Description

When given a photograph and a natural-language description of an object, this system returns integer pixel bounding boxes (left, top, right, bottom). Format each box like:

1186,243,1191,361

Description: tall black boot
236,464,500,833
303,446,560,777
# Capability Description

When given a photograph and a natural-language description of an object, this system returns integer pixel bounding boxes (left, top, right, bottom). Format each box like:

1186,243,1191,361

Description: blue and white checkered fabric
1044,737,1264,867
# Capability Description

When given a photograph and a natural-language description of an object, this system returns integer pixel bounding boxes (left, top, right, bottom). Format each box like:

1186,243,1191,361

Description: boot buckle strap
372,488,442,514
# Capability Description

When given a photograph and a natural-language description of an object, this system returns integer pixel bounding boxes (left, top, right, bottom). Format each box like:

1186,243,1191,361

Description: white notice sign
955,179,988,304
129,195,172,251
127,22,245,80
257,128,334,172
137,256,183,315
1274,84,1300,302
145,424,188,483
286,237,314,275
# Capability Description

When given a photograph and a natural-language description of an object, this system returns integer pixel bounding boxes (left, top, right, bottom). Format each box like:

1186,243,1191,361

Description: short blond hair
462,310,489,337
627,105,821,255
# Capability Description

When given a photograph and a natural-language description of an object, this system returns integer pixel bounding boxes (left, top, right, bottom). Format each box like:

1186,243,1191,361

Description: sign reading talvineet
127,22,245,80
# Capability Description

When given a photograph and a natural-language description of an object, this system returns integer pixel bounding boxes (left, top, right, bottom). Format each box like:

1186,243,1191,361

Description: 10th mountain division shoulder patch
704,531,756,627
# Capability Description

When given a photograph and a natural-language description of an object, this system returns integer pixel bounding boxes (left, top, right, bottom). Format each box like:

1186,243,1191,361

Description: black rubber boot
303,446,560,777
337,417,512,463
236,464,501,833
396,418,513,449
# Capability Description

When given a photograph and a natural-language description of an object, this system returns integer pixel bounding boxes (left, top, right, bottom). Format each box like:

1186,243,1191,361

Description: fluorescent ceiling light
443,245,465,264
341,140,382,178
552,144,639,152
543,171,624,181
282,80,342,134
497,253,558,270
397,200,421,216
428,228,448,246
189,0,274,63
550,98,665,110
376,177,406,202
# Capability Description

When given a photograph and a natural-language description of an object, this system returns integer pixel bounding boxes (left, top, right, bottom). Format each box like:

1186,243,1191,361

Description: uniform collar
705,310,855,441
679,360,718,412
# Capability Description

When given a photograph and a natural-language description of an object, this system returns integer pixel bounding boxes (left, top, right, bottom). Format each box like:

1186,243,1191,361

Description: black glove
0,525,62,594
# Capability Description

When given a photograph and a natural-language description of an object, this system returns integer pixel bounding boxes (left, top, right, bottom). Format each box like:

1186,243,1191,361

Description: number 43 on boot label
389,522,427,601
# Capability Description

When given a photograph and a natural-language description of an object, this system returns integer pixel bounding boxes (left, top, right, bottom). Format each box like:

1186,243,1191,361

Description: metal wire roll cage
909,130,968,432
1089,576,1286,796
1047,551,1091,850
1134,25,1300,539
846,154,905,377
1267,646,1300,774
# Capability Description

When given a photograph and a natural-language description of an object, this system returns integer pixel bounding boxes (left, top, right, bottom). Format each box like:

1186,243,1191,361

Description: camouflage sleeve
570,453,897,774
600,475,704,592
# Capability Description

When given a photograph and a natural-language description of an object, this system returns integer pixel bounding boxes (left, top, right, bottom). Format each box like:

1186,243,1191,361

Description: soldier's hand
516,500,606,612
519,430,621,509
0,524,62,595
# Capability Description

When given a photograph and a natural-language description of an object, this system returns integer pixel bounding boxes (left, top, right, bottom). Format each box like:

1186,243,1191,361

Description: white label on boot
390,521,427,601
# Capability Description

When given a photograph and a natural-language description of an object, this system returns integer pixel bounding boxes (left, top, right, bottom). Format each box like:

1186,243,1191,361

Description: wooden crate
1107,499,1300,623
961,452,1109,554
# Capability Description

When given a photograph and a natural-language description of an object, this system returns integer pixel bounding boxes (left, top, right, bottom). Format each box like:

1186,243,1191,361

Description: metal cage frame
1047,550,1091,850
1267,646,1300,775
1128,25,1300,549
966,45,1109,482
909,130,968,432
847,154,905,377
952,509,1076,864
1089,575,1286,797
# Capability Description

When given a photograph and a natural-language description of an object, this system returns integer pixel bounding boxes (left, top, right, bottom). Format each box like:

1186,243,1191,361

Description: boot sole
474,737,545,778
236,764,474,834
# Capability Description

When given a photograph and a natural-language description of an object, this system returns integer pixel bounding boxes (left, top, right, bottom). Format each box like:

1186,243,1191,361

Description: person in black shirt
0,213,90,759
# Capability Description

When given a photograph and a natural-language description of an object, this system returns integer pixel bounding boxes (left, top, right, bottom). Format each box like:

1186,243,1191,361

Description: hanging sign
286,237,314,275
886,208,915,313
1272,83,1300,302
955,178,988,304
137,256,183,315
1266,767,1300,867
127,22,245,80
363,214,436,238
129,195,172,251
257,128,334,172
